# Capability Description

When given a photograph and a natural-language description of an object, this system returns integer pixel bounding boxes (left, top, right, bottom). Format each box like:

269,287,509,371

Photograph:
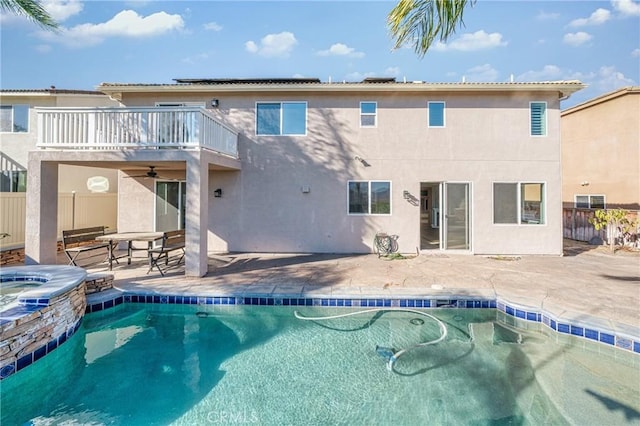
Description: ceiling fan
124,166,177,180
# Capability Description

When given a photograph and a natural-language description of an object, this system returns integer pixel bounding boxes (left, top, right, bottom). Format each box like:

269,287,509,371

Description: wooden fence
0,192,117,250
563,208,639,246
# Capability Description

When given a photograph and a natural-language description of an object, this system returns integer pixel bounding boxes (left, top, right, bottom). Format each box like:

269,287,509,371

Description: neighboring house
0,88,121,248
24,78,585,276
0,88,120,193
561,86,640,210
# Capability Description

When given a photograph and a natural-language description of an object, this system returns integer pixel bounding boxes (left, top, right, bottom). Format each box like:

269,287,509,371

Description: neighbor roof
561,86,640,116
0,87,106,96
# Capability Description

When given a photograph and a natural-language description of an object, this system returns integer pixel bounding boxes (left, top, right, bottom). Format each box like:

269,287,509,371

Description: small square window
428,101,445,127
360,102,377,127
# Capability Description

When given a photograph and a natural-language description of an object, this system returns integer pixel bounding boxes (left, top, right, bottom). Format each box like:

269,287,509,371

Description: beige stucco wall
561,88,640,209
117,88,564,255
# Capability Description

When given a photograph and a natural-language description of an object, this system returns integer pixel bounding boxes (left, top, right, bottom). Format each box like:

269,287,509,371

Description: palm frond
1,0,59,30
388,0,474,57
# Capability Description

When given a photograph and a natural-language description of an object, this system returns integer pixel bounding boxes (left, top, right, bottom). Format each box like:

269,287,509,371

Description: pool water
0,281,42,308
1,304,638,425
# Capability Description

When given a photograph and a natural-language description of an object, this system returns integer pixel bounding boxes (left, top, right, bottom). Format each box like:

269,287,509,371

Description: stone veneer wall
0,283,86,375
0,242,64,266
0,248,26,266
84,273,114,294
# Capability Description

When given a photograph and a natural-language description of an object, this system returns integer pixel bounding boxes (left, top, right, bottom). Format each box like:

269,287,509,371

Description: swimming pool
1,303,638,425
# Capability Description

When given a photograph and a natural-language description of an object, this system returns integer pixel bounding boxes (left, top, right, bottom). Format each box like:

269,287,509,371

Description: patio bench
62,226,112,266
147,229,186,276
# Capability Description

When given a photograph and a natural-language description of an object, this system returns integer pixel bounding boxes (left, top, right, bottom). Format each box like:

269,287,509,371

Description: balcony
36,107,239,158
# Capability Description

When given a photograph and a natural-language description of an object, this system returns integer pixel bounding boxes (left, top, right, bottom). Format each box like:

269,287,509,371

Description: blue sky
1,0,639,108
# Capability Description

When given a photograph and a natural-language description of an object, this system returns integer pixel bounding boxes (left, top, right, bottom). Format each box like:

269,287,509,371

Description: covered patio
24,106,241,277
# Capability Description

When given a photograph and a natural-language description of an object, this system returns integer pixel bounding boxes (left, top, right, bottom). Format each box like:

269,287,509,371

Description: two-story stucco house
24,78,584,276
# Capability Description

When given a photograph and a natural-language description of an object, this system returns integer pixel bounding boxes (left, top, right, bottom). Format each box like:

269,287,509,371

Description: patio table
96,231,164,271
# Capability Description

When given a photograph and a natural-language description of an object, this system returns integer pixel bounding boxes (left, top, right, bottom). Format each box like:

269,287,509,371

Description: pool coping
86,287,640,356
0,265,87,312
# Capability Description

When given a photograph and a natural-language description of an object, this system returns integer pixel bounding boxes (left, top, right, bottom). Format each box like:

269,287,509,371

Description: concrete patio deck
75,240,640,335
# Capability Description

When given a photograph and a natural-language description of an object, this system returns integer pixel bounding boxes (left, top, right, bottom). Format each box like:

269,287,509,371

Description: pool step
469,322,523,345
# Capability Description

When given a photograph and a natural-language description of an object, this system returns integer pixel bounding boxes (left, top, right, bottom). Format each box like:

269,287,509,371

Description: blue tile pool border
8,291,637,380
84,291,640,356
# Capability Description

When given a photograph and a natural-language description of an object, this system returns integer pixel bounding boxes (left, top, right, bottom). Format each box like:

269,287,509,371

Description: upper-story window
0,105,29,133
493,182,545,225
348,180,391,215
575,195,605,209
428,101,445,127
256,102,307,135
530,102,547,136
360,102,377,127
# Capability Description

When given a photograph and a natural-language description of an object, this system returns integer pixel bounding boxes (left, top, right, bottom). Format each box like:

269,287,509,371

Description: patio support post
185,156,209,277
25,157,59,265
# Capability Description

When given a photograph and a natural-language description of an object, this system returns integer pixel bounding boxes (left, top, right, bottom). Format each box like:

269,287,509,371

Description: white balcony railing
36,107,239,157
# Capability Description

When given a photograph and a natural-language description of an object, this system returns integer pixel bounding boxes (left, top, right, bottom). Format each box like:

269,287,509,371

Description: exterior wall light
211,99,219,108
214,188,222,198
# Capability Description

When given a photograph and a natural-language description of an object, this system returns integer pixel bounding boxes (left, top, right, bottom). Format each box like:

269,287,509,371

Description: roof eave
97,81,586,99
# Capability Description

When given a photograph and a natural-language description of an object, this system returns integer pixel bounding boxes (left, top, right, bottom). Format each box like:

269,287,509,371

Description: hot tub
0,265,88,379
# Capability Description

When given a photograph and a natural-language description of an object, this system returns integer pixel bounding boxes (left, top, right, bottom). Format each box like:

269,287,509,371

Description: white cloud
0,1,81,26
464,64,499,82
204,21,222,31
42,0,83,22
517,65,564,82
343,71,375,82
37,10,184,48
384,67,400,77
515,65,635,95
245,32,297,58
245,41,258,53
35,44,52,53
432,30,507,52
612,0,640,16
569,8,611,26
317,43,364,58
593,65,636,91
181,52,211,65
563,32,593,46
536,11,560,20
632,48,640,57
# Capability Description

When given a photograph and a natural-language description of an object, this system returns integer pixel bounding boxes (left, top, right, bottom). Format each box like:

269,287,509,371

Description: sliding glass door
443,182,471,250
155,181,186,231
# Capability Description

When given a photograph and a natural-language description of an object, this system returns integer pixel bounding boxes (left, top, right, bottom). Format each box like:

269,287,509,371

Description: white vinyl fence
0,192,117,249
